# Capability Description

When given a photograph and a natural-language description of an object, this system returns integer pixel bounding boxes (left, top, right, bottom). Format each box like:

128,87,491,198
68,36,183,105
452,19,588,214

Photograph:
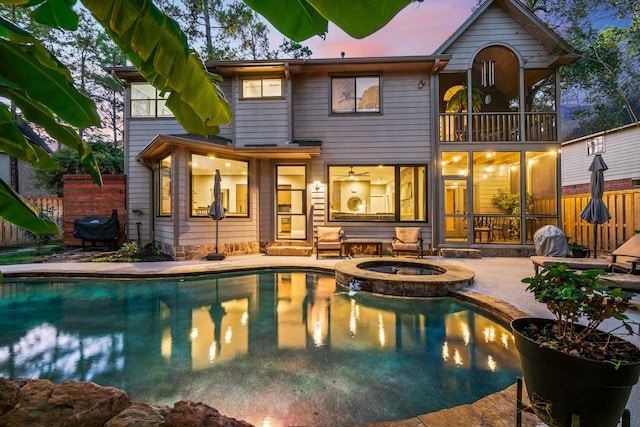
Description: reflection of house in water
0,272,520,401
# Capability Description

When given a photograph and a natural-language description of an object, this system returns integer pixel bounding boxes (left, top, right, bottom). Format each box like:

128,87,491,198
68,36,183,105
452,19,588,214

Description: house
560,122,640,251
562,122,640,196
111,0,578,260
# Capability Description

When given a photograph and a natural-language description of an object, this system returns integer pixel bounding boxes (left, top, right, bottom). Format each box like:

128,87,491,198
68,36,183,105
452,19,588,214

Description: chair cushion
317,242,342,250
395,227,421,244
318,227,342,242
393,242,420,251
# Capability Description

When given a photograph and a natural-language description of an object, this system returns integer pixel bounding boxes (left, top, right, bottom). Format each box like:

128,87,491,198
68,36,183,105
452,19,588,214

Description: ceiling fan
336,166,370,178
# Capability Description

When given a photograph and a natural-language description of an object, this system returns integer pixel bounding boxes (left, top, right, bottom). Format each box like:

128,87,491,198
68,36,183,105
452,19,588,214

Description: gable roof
435,0,579,65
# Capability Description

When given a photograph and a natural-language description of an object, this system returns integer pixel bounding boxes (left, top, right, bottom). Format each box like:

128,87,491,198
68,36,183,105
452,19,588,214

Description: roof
108,55,450,82
435,0,579,65
136,134,321,167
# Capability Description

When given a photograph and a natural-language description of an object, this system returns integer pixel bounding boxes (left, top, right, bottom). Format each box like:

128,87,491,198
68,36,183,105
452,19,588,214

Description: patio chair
315,226,345,259
392,227,423,258
473,216,493,243
609,233,640,274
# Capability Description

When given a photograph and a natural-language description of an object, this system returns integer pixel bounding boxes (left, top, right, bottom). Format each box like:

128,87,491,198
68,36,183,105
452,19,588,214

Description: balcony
439,112,557,143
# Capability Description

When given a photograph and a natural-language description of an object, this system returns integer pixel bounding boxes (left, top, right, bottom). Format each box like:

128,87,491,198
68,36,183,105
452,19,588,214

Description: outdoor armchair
392,227,423,258
315,226,345,259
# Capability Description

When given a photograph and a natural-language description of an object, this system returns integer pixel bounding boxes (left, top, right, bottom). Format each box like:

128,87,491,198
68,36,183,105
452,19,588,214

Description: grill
73,210,120,250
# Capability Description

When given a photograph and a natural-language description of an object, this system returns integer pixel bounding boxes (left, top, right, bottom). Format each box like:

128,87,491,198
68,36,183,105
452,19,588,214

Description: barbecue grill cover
73,210,119,240
533,225,568,257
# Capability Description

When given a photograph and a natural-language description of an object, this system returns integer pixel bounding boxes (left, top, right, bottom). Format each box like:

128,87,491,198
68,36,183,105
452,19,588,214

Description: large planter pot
570,248,588,258
511,317,640,427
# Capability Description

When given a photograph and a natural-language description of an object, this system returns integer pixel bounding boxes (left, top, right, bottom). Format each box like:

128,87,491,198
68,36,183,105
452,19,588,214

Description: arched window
472,46,519,112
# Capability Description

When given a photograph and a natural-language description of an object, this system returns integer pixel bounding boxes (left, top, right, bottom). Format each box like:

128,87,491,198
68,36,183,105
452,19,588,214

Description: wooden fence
562,189,640,255
0,197,64,247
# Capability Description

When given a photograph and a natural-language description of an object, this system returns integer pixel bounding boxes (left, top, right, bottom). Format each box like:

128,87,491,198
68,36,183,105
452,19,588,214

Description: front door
276,165,307,240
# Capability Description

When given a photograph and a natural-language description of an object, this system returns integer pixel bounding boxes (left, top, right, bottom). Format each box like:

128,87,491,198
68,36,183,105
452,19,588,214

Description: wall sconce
313,181,321,192
417,80,425,90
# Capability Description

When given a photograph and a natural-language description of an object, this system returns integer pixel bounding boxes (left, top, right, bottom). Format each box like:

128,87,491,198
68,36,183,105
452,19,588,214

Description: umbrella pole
593,224,597,258
215,219,219,253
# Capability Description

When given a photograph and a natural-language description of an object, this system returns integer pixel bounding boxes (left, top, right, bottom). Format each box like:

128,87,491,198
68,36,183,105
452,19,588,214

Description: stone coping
335,257,475,297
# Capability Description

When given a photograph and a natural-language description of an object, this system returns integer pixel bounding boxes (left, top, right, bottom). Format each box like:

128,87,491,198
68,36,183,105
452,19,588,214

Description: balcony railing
439,112,557,142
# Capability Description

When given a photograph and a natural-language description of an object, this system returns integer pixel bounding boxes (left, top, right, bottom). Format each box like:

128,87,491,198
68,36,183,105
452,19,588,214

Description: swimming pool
0,270,521,426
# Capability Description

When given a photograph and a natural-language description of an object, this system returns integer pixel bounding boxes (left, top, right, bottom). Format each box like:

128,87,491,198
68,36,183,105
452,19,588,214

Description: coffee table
344,239,383,257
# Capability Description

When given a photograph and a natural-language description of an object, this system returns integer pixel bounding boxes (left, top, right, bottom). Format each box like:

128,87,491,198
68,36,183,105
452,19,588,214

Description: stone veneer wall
165,241,260,261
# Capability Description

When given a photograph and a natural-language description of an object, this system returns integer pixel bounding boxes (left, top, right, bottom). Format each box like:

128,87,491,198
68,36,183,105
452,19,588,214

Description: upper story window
131,82,173,117
586,136,605,155
331,76,380,114
242,78,282,98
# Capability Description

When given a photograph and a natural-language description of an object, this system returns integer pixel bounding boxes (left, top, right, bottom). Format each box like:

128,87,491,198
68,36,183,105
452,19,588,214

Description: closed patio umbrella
207,169,226,261
579,154,611,258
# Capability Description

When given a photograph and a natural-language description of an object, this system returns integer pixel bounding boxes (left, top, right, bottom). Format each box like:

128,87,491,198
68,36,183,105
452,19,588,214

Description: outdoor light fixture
313,181,321,192
417,80,425,89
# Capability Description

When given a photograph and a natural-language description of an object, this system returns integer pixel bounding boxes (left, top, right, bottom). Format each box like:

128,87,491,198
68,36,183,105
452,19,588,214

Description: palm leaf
0,179,61,235
0,18,100,128
82,0,232,136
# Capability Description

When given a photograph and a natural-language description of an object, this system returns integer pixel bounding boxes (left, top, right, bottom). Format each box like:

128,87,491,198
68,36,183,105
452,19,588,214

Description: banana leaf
0,179,61,235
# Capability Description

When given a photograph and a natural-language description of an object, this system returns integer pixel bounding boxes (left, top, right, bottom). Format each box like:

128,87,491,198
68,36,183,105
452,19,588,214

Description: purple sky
270,0,479,58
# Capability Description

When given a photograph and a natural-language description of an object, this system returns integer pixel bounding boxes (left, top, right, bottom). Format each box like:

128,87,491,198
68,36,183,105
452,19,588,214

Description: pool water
0,270,521,426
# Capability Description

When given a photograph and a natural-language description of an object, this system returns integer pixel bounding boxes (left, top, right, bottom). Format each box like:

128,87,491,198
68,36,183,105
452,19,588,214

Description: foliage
445,86,483,112
533,0,640,134
1,0,237,235
32,141,124,197
567,240,588,251
0,242,64,265
117,241,144,258
491,188,533,214
522,263,640,362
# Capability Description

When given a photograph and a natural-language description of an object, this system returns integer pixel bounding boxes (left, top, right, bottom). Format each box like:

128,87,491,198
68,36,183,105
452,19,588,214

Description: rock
105,402,170,426
1,379,130,427
165,400,253,427
0,378,21,415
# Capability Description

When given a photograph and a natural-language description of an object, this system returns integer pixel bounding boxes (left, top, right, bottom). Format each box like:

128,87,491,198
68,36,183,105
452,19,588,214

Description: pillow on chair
395,227,420,244
318,227,343,242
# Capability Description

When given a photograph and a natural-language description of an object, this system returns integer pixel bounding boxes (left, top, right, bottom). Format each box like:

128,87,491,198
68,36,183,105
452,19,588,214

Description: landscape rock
0,378,253,427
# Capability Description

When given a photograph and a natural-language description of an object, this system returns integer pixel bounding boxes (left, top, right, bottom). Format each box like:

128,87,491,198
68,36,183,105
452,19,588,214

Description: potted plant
567,240,589,258
513,263,640,427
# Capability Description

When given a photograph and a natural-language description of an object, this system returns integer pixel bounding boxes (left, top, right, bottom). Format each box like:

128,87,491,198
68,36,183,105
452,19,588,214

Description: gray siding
562,126,640,186
0,153,9,184
232,78,290,146
444,5,556,70
294,70,432,244
127,119,185,242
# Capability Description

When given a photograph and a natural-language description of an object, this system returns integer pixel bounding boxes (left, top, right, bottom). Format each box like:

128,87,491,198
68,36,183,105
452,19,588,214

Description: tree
32,141,124,197
1,0,410,235
526,0,640,134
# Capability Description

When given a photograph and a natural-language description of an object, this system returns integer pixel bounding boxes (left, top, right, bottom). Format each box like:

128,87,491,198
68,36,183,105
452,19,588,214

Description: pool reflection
0,271,520,426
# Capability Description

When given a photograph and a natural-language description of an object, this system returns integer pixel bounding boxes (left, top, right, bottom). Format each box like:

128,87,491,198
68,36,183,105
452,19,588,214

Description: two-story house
112,0,578,260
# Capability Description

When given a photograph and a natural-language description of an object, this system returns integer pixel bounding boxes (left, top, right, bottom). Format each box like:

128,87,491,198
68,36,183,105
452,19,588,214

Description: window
328,165,426,222
190,153,249,217
242,78,282,98
158,155,172,216
131,82,173,117
586,136,605,155
331,76,380,113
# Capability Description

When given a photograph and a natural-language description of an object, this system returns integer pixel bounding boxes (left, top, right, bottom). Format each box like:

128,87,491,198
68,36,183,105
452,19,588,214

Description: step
265,246,313,256
439,248,482,258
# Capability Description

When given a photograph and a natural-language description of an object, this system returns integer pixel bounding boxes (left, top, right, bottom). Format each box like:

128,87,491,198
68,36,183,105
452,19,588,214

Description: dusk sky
270,0,479,58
